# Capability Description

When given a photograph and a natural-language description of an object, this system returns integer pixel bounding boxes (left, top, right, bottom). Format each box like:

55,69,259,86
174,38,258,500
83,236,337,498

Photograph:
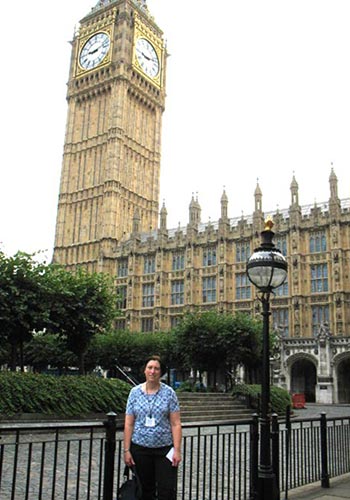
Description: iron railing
272,412,350,498
0,412,349,500
179,419,254,500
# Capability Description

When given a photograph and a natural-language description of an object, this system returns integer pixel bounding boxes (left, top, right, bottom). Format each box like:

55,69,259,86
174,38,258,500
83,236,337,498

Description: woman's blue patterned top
126,383,180,448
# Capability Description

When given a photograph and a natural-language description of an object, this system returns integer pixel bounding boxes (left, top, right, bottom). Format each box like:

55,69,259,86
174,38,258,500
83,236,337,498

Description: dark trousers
131,443,177,500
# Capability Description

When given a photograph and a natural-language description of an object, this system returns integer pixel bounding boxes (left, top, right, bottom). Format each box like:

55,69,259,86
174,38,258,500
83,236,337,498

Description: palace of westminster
53,0,350,403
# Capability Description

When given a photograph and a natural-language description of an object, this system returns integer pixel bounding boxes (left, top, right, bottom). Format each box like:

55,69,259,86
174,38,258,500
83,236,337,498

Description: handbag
117,465,142,500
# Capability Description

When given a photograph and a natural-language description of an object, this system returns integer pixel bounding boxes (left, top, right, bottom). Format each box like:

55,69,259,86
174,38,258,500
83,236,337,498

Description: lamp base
257,468,279,500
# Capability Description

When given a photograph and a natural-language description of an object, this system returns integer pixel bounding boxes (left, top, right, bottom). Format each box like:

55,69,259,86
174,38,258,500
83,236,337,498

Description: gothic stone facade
53,0,350,403
110,172,350,404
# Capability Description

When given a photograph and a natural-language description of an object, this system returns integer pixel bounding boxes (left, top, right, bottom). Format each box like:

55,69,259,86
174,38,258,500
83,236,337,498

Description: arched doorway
337,358,350,403
291,359,317,402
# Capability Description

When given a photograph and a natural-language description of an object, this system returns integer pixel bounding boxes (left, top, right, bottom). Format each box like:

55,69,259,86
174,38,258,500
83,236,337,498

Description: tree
218,312,262,385
174,311,263,389
174,311,227,387
87,329,178,382
45,266,117,374
0,251,50,370
24,332,77,373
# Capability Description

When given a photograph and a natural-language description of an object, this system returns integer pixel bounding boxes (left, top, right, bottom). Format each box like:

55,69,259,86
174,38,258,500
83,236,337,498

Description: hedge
0,372,131,418
232,383,292,415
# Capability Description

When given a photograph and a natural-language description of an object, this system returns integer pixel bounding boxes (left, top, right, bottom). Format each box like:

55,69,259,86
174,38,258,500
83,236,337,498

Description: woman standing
123,355,182,500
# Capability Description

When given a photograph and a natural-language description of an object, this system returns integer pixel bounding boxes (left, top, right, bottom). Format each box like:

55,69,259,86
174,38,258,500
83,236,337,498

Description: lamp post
246,218,288,500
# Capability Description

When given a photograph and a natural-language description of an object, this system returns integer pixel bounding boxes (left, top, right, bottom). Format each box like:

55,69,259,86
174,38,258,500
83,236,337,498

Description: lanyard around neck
144,386,160,417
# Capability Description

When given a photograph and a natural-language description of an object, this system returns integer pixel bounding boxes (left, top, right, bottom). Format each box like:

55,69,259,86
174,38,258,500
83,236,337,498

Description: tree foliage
24,332,77,372
86,329,178,381
0,251,118,373
45,265,117,374
4,309,264,389
0,251,50,370
0,250,264,387
174,310,262,387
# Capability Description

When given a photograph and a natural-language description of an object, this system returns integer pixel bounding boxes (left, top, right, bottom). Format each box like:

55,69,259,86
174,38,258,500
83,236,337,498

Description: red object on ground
292,393,306,409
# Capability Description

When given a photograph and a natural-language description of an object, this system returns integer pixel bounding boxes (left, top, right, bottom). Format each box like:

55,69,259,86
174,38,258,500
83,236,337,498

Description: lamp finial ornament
264,216,274,232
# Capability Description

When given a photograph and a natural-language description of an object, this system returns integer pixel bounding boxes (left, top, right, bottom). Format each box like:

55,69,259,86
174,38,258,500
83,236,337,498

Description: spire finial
264,216,274,231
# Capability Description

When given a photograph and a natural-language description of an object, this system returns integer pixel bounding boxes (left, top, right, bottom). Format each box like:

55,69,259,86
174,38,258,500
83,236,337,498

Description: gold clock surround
76,26,113,75
132,15,163,87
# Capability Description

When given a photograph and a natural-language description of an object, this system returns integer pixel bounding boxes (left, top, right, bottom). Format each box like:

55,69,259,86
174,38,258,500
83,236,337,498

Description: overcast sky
2,0,350,259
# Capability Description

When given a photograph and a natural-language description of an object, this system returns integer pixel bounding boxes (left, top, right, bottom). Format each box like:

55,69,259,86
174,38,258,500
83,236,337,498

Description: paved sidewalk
287,404,350,499
287,473,350,499
292,403,350,420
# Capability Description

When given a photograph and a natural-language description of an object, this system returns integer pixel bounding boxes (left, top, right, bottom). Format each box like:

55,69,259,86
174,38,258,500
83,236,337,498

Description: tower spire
133,0,149,11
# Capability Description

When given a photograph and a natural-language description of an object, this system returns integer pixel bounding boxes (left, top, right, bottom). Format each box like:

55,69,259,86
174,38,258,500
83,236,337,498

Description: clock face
135,38,160,78
79,32,110,70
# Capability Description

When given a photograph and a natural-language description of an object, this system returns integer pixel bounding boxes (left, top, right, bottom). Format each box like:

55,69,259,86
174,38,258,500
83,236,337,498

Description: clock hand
141,52,158,65
89,42,104,55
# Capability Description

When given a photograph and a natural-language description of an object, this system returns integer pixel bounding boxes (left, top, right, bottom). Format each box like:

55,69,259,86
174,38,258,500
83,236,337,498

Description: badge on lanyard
144,386,159,428
145,416,156,427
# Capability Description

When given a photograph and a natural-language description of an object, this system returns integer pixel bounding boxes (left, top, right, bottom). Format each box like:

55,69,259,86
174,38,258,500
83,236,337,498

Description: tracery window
311,264,328,293
144,255,155,274
236,273,251,300
310,231,327,253
172,252,185,270
142,318,154,332
171,280,184,305
142,283,154,307
117,258,128,277
236,241,251,263
202,276,216,302
272,308,289,336
116,285,127,309
312,305,329,336
274,235,287,256
203,247,217,267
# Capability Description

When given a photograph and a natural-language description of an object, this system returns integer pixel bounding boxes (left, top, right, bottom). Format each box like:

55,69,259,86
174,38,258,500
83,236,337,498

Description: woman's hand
124,450,135,467
172,449,181,467
170,410,182,467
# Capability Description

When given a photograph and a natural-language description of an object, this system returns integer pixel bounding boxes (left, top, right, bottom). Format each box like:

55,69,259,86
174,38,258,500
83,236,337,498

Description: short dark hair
143,355,167,376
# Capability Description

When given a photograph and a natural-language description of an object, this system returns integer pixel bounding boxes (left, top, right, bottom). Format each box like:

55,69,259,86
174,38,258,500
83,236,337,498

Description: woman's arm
169,411,182,467
124,414,135,466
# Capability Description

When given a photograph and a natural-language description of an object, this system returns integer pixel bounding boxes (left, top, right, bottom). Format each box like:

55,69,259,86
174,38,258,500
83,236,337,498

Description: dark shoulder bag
117,465,142,500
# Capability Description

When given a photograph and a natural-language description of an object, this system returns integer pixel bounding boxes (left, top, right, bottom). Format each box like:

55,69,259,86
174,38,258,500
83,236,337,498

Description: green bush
0,372,131,418
175,380,208,392
232,383,291,415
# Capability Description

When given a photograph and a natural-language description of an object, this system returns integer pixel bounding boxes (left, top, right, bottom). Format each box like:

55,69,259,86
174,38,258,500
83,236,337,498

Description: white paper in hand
166,447,174,462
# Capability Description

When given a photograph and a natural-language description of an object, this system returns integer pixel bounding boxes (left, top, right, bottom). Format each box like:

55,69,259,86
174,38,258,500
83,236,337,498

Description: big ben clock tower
53,0,166,272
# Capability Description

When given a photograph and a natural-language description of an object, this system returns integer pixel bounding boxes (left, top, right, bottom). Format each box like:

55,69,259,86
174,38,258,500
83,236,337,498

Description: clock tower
53,0,166,272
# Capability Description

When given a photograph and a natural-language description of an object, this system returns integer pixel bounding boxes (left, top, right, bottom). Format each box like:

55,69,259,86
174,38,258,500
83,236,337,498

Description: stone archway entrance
337,358,350,403
291,359,317,402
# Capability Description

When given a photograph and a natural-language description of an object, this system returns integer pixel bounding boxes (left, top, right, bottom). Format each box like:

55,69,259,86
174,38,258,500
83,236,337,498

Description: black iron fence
0,412,349,500
277,412,350,494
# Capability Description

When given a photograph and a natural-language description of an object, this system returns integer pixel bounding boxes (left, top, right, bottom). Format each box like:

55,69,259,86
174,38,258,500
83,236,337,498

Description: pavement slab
288,473,350,499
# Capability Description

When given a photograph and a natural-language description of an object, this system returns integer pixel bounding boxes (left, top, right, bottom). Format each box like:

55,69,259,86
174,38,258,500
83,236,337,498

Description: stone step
181,409,251,415
180,405,248,414
181,404,252,413
182,413,253,423
177,392,253,423
177,392,235,399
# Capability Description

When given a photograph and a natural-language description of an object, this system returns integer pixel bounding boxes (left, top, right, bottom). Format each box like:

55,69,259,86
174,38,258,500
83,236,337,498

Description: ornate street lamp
246,218,288,500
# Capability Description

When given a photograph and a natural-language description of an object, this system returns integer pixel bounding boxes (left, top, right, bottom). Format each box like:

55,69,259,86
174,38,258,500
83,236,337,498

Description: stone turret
253,179,264,234
188,193,201,228
159,201,167,233
329,167,341,219
220,188,228,221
